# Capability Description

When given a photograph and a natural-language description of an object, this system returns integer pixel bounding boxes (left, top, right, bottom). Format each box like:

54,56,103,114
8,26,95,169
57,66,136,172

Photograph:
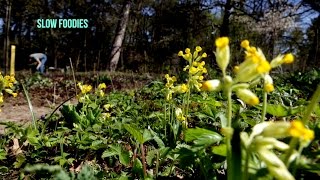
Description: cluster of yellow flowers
77,83,93,94
96,83,107,97
102,103,112,119
179,46,207,91
77,82,107,102
165,46,208,101
202,37,294,106
0,74,17,111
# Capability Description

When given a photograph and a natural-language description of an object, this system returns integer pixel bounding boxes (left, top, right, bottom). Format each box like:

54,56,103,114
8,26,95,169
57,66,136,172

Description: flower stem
140,143,147,178
243,150,250,180
226,88,233,180
227,91,232,127
261,91,268,122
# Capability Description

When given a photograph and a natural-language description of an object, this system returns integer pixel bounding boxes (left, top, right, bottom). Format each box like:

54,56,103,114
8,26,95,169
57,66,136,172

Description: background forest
0,0,319,74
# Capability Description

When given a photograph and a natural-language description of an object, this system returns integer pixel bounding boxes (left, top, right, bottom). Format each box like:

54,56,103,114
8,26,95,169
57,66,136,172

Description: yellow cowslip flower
81,85,92,94
198,76,204,81
192,62,198,66
180,84,188,93
77,83,92,94
264,84,274,93
0,95,3,103
98,83,107,89
201,79,221,92
235,47,271,83
236,88,259,105
241,40,250,49
178,50,192,62
166,91,173,101
183,65,189,71
283,53,294,64
104,104,111,111
260,121,291,139
4,75,10,81
289,120,314,141
185,48,191,54
215,37,230,74
9,75,15,82
181,120,188,129
12,93,18,98
196,46,202,52
270,53,294,68
102,113,111,118
201,53,207,58
264,74,274,93
184,53,192,62
257,60,271,73
175,108,186,122
215,37,229,48
174,84,189,93
98,90,105,97
233,66,239,73
189,67,198,75
165,74,177,88
202,68,207,74
4,88,13,95
270,55,283,68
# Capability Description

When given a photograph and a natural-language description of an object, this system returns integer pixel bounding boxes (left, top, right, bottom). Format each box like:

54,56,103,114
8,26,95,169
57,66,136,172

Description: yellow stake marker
10,45,16,76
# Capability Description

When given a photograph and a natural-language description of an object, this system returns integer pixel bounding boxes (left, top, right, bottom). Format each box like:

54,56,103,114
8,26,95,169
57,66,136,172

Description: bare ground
0,92,78,133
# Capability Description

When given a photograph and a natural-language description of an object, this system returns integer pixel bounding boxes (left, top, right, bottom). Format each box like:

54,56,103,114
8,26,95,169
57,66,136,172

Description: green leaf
59,158,67,166
266,104,288,117
60,105,83,124
143,129,153,143
101,150,117,158
87,109,95,122
101,145,130,166
90,140,104,150
26,127,40,147
184,128,222,146
0,149,7,160
123,124,144,144
211,144,227,157
150,129,165,148
132,158,143,177
119,151,130,166
217,112,227,128
202,104,214,117
14,154,26,168
146,149,157,166
109,144,122,154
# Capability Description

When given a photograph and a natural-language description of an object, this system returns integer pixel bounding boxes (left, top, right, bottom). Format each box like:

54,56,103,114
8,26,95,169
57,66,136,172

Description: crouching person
29,53,47,74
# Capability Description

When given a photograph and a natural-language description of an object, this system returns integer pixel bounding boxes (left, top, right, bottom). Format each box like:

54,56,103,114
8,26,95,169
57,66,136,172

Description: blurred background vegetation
0,0,319,74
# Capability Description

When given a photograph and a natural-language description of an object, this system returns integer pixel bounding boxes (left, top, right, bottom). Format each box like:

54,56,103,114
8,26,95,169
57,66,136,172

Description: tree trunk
220,0,232,37
3,0,12,74
109,0,131,71
84,31,87,72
